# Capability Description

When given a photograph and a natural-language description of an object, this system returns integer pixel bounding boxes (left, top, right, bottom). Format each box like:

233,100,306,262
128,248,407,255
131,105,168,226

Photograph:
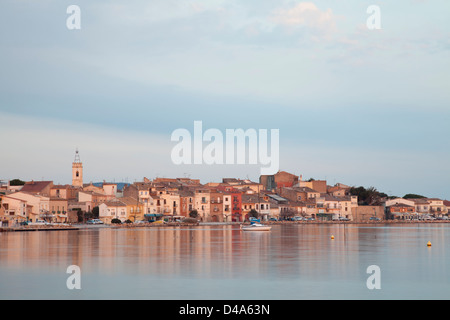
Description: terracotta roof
103,200,126,207
119,197,140,205
20,181,53,193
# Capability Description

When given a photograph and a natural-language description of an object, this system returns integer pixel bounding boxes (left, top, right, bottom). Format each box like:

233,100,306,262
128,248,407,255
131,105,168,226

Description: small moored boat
241,223,271,231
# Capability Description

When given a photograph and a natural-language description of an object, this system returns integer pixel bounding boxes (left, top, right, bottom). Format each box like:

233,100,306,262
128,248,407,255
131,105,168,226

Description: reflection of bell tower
72,148,83,187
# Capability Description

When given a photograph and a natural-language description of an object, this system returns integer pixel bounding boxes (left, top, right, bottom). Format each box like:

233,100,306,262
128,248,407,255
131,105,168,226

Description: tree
76,209,83,223
403,194,426,199
9,179,25,186
92,206,99,218
249,209,259,219
189,209,199,219
350,186,387,206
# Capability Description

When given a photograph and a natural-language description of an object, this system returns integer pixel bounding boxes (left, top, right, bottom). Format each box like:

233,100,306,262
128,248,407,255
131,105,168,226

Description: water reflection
1,223,449,299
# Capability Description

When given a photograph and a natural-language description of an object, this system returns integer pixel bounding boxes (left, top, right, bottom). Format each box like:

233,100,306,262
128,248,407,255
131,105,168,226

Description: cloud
271,2,336,35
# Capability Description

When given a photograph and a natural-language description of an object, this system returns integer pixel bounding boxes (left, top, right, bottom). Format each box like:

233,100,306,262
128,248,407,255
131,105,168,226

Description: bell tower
72,148,83,188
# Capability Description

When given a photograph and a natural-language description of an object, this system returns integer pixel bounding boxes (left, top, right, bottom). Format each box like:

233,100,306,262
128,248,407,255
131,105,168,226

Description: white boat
241,223,271,231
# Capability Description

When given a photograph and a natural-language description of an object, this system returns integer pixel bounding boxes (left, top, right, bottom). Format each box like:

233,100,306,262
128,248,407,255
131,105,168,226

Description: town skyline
1,147,447,201
2,165,449,226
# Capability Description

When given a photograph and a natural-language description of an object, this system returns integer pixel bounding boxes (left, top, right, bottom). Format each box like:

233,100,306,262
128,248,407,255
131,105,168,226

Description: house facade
99,200,127,223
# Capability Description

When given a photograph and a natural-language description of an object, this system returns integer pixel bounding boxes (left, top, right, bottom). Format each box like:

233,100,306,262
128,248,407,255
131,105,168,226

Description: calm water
0,223,449,300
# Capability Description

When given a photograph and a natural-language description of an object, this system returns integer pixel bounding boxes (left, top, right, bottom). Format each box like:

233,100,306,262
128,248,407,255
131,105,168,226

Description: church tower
72,148,83,188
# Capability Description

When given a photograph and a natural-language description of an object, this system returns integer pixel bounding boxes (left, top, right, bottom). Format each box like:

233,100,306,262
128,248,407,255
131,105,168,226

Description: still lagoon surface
0,223,449,300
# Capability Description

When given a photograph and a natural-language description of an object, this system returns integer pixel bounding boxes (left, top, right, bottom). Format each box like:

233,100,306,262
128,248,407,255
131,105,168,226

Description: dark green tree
350,186,387,205
92,206,99,218
189,209,199,219
403,194,426,199
249,209,259,219
9,179,25,186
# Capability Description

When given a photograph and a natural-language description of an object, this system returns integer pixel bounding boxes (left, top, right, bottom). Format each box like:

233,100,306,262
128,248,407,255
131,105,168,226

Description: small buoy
331,235,334,240
427,241,432,247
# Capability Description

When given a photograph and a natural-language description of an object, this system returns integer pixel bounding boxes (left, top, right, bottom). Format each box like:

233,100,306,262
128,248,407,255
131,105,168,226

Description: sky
0,0,449,199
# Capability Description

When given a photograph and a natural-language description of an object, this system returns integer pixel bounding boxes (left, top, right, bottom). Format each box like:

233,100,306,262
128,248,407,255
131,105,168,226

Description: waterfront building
179,189,194,217
445,200,450,214
352,205,385,222
428,198,448,216
0,191,50,222
209,189,224,222
265,193,292,219
241,193,271,221
386,203,416,219
78,190,109,212
221,191,232,222
0,194,28,223
411,198,431,215
158,190,181,218
48,197,69,222
317,194,357,220
194,188,211,221
119,196,144,222
99,200,127,223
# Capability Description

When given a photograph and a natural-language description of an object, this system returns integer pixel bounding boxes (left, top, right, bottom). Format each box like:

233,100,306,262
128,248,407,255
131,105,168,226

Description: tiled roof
20,181,52,193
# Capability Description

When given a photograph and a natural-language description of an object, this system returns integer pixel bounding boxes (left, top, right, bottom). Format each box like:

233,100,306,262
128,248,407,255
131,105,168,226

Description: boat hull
241,225,272,231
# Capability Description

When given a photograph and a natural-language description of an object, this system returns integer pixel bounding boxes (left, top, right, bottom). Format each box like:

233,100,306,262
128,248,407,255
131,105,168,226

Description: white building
99,200,127,223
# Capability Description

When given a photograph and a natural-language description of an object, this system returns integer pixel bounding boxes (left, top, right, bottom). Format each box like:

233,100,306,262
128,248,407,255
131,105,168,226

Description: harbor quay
1,218,449,233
